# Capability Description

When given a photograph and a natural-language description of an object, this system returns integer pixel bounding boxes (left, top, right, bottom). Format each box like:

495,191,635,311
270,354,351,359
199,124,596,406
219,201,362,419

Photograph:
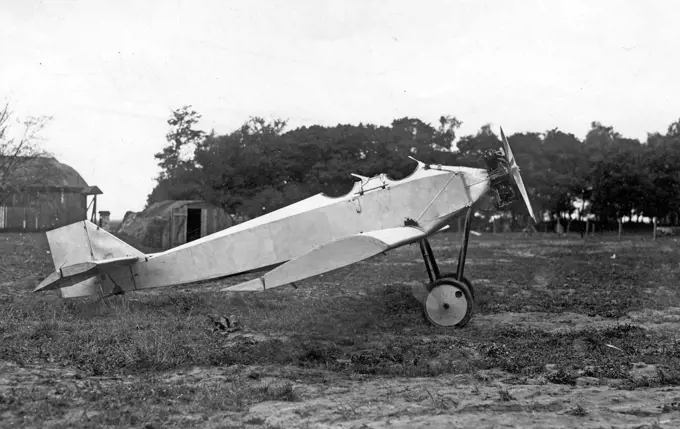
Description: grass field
2,231,680,428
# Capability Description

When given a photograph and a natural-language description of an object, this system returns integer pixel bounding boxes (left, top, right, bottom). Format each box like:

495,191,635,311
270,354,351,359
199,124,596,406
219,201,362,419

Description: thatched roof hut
7,156,89,189
0,156,101,231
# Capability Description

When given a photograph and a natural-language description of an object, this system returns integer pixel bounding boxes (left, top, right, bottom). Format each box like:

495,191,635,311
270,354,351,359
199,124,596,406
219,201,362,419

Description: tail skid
36,221,145,297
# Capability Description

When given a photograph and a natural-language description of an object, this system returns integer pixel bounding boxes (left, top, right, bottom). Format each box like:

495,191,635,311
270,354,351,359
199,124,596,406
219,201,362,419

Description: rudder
46,220,145,268
41,220,145,298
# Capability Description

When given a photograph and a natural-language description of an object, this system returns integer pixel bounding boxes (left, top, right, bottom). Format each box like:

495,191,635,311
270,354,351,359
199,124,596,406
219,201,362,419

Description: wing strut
456,206,474,281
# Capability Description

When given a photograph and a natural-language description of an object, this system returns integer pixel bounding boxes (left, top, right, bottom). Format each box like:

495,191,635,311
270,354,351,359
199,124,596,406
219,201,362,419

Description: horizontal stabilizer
34,256,139,292
223,226,426,292
36,220,146,296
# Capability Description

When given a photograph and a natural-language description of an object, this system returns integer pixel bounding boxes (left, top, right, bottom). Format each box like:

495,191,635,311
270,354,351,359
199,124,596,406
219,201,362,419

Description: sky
2,0,679,220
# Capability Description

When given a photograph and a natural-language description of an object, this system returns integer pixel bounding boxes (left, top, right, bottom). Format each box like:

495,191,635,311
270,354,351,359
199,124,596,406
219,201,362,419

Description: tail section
35,221,145,298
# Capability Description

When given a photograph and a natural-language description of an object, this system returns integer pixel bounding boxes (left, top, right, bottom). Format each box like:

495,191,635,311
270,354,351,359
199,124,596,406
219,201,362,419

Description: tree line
148,106,680,230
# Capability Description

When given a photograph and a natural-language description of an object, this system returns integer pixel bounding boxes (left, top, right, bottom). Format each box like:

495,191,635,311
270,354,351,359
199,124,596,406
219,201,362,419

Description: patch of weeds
293,407,313,418
424,388,458,410
244,416,267,425
656,367,680,386
569,403,588,416
472,282,494,312
167,293,209,314
497,386,515,401
471,323,680,385
261,381,298,402
297,340,341,365
473,371,492,383
212,337,297,367
381,286,422,316
482,342,510,358
29,319,58,340
658,401,680,413
546,368,578,385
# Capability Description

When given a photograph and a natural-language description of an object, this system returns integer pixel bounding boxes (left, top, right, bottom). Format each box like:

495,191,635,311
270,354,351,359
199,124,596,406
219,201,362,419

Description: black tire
422,278,474,328
437,272,475,301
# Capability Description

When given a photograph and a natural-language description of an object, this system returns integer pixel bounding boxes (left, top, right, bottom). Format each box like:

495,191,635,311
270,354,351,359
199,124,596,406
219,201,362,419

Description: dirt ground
2,232,680,428
3,357,680,429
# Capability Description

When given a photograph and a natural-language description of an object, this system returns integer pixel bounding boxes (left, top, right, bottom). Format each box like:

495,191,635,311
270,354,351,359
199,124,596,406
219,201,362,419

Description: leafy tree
666,118,680,139
192,116,462,218
386,116,461,168
646,132,666,149
435,115,463,150
584,121,621,158
147,106,206,206
455,124,499,163
193,117,292,217
0,102,52,205
639,146,680,221
541,128,590,218
155,105,205,180
589,149,647,224
579,122,644,230
145,168,203,206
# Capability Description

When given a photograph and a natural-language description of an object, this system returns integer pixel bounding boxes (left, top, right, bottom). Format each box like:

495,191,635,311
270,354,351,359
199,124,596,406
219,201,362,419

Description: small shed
116,200,242,251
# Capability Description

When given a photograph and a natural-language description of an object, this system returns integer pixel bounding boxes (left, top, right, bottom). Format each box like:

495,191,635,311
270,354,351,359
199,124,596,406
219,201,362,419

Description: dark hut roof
142,200,205,218
6,156,89,189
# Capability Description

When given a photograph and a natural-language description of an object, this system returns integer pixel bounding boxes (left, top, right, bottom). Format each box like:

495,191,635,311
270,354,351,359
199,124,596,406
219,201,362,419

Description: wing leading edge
222,226,427,292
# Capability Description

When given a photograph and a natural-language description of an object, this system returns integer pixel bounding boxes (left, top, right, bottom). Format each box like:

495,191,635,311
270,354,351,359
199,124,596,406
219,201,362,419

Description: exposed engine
481,148,517,209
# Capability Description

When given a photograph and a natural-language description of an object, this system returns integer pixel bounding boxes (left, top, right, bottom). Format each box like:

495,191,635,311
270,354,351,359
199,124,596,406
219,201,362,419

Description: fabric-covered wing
222,226,427,292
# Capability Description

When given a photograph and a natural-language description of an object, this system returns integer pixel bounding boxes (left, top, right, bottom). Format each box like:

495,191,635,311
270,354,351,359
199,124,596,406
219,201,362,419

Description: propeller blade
500,127,515,165
499,126,537,224
511,164,537,223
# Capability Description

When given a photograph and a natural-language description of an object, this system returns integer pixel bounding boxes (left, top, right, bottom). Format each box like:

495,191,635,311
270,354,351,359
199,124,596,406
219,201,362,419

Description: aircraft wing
223,226,427,292
34,256,140,293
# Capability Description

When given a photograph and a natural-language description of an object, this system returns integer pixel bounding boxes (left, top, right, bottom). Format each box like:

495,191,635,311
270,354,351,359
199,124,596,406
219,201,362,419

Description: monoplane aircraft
35,128,536,328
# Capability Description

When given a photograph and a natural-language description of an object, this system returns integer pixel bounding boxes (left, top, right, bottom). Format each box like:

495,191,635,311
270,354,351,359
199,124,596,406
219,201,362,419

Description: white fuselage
61,163,490,297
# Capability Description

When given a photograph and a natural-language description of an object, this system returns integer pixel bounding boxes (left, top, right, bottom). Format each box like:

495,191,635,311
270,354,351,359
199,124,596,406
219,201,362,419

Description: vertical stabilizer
46,220,145,269
40,221,145,298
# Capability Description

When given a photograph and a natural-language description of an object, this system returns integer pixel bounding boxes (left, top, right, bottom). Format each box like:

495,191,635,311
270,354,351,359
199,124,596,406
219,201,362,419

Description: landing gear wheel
438,272,475,301
423,278,474,328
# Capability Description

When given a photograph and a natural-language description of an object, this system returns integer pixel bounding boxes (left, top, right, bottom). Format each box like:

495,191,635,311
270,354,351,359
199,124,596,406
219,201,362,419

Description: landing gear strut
417,207,476,328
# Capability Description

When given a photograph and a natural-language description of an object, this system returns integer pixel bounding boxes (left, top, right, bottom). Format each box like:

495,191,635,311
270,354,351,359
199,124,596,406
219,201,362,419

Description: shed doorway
186,208,202,242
